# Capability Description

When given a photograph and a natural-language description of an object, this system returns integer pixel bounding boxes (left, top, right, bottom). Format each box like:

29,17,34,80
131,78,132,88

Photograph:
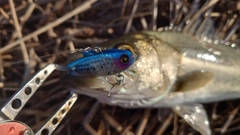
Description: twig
124,0,139,34
97,120,105,135
9,0,30,84
135,109,151,135
143,114,159,135
152,0,158,30
1,0,97,54
183,0,219,33
121,0,128,16
0,8,13,24
173,113,178,135
221,106,239,134
83,101,100,135
121,126,132,135
20,3,36,25
140,16,148,30
0,39,4,81
155,113,173,135
212,103,219,120
102,111,123,132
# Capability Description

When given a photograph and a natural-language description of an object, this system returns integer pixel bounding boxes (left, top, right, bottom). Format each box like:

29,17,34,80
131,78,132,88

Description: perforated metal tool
0,64,78,135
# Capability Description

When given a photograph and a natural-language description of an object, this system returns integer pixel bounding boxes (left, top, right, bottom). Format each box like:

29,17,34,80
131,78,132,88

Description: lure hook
105,73,124,97
84,47,102,53
93,47,102,53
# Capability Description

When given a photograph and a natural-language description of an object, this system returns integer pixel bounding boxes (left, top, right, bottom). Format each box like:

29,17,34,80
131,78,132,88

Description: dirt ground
1,0,240,135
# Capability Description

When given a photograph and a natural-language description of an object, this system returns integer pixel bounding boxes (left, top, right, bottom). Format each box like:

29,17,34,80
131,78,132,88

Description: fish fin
172,104,211,135
176,71,213,92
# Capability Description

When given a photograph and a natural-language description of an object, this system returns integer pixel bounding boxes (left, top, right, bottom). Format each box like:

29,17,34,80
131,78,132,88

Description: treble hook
84,46,102,52
105,73,124,97
84,47,92,52
93,46,102,53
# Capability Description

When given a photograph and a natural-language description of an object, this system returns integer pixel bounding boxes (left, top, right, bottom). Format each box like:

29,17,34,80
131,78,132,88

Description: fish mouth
70,85,147,106
62,72,150,106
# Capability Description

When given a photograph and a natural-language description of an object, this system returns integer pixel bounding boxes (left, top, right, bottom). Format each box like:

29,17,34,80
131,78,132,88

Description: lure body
67,49,136,77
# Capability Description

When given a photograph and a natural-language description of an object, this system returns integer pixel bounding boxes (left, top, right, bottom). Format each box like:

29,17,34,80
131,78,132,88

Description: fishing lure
67,48,137,77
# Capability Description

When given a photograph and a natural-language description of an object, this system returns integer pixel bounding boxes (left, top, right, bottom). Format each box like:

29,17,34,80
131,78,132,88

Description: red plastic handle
0,121,32,135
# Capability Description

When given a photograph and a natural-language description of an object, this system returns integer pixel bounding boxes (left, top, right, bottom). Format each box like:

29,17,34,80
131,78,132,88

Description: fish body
67,49,136,77
64,31,240,106
63,30,240,135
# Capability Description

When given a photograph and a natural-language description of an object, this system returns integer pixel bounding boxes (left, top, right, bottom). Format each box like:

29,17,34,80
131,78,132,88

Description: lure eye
120,54,129,64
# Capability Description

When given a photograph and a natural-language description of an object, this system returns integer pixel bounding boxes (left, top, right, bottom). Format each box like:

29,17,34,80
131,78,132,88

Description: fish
62,30,240,135
66,48,136,77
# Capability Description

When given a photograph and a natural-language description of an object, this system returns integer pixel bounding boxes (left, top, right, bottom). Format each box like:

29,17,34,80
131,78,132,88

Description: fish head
63,32,179,107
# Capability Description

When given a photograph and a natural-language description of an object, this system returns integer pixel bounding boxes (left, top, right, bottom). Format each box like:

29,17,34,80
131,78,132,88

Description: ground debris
1,0,240,135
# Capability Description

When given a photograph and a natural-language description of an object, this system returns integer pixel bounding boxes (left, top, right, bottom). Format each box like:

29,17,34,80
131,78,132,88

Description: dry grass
1,0,240,135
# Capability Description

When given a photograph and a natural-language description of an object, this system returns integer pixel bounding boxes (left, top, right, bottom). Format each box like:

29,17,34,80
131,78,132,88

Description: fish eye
114,43,136,55
120,54,129,64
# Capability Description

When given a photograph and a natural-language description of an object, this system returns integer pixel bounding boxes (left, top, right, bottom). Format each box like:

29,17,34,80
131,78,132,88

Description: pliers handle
0,64,78,135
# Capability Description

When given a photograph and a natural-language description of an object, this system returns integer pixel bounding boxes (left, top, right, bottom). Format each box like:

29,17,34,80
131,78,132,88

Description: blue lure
67,48,136,77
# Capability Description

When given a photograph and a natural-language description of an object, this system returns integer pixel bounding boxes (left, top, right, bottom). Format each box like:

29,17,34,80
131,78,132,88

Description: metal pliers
0,64,78,135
